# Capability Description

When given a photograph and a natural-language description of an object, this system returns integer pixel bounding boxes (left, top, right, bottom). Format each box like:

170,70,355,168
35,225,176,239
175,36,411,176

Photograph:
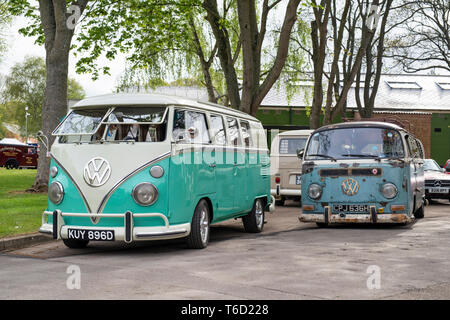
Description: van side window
173,109,211,144
249,122,268,149
415,138,425,159
226,117,242,146
239,120,253,147
407,136,420,159
210,114,227,145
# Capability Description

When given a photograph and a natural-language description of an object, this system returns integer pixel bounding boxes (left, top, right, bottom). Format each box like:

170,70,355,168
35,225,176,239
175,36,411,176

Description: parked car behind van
424,159,450,202
270,130,313,206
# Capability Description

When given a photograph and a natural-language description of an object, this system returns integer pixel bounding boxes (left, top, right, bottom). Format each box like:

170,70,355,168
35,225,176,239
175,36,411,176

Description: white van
270,130,313,205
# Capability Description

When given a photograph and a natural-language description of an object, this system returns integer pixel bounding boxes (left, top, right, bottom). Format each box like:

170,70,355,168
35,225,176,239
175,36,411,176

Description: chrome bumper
270,188,301,197
299,213,413,224
39,210,190,242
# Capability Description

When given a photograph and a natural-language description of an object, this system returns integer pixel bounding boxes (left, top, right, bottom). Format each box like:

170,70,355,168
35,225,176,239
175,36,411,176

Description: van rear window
279,138,307,154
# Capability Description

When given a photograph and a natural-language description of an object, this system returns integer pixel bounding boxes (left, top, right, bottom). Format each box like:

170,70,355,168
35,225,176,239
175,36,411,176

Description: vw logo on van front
341,178,359,196
83,157,111,187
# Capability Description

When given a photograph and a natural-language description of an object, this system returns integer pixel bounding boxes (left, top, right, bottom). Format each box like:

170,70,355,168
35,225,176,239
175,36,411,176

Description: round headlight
132,182,158,206
50,166,58,178
308,183,322,200
381,183,398,199
49,181,64,204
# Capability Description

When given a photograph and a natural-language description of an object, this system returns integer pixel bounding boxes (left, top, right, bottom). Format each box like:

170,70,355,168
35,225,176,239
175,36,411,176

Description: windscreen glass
305,128,404,160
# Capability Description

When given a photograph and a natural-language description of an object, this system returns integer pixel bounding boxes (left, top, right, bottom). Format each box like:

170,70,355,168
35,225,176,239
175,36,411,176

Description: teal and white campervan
39,94,273,249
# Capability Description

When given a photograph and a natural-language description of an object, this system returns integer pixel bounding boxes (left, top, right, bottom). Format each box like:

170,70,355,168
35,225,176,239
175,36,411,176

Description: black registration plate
333,204,370,213
67,229,115,241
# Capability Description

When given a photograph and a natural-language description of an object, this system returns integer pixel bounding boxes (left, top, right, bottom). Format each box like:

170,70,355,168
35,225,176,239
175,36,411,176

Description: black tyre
63,239,89,249
242,198,265,233
275,198,285,206
186,200,210,249
414,203,425,219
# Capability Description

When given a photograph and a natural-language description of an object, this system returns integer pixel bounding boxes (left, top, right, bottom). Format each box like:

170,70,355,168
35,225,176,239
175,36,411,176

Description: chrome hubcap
200,209,209,244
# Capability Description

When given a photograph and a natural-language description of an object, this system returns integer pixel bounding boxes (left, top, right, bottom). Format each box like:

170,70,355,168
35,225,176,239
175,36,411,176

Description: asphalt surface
1,199,449,299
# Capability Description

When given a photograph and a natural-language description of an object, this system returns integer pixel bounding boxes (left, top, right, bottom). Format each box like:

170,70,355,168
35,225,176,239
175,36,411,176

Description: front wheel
242,198,265,233
186,200,210,249
63,239,89,249
414,203,425,219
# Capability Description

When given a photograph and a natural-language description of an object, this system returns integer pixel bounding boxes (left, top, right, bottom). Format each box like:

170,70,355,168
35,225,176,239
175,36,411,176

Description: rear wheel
186,200,210,249
242,198,265,233
275,197,285,206
63,239,89,249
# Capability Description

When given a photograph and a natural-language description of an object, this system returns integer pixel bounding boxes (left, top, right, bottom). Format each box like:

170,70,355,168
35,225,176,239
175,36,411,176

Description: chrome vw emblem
83,157,111,187
342,178,359,196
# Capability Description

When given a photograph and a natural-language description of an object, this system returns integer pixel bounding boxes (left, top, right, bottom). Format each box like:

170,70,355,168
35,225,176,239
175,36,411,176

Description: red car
0,140,38,169
444,159,450,174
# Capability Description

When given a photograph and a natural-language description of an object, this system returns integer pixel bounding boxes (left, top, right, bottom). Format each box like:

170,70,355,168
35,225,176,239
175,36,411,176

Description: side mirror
297,149,304,159
446,167,450,173
36,131,50,158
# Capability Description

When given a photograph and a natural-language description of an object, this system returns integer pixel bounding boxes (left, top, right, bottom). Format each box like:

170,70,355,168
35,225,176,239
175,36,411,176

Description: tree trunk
32,0,88,190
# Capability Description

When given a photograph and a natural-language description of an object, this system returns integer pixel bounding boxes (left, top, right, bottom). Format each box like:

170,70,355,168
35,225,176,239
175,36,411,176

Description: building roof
260,73,450,112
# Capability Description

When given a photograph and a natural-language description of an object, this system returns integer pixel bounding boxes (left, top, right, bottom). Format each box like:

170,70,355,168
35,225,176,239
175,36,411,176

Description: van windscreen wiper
307,154,337,162
341,154,381,161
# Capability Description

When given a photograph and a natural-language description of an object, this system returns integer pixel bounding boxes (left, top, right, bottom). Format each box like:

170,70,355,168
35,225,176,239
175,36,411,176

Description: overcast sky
0,15,126,98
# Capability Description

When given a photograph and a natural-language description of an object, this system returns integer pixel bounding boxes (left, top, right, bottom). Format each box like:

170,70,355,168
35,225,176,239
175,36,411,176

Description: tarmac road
1,199,449,299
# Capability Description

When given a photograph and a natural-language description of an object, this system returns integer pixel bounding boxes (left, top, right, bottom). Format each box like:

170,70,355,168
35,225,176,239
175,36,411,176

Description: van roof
277,129,314,136
72,93,259,122
314,121,404,133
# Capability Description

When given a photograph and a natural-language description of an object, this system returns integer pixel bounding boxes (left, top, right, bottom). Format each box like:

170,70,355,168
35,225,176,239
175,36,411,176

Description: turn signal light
303,205,315,211
391,205,405,212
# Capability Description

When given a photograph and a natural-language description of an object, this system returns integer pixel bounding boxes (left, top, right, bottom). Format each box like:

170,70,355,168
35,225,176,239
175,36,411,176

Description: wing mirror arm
36,131,50,158
297,149,304,159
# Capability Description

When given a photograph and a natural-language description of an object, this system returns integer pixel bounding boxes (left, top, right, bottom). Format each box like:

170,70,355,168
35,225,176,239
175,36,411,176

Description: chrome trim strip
51,155,92,213
97,153,170,213
135,229,187,238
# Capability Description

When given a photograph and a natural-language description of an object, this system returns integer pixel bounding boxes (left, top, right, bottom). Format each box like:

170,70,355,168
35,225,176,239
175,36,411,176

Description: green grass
0,168,47,238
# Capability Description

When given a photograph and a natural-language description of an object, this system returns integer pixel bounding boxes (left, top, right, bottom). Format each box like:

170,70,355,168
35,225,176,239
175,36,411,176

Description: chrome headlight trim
49,181,64,205
50,166,58,178
380,183,398,199
132,182,158,206
308,183,322,200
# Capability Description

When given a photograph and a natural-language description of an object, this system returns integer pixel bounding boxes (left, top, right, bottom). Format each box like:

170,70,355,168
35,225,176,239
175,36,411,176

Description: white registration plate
67,229,115,241
333,204,370,213
428,187,449,194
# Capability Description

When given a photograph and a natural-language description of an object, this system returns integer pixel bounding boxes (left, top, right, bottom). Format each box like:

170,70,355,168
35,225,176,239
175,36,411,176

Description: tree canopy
0,56,85,139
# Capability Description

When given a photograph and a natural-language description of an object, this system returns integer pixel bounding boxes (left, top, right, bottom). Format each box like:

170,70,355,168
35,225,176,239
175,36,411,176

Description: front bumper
300,206,413,224
39,210,191,242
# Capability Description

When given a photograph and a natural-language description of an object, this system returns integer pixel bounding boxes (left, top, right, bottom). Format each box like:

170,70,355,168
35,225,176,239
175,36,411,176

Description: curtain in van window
173,110,210,144
210,115,226,145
